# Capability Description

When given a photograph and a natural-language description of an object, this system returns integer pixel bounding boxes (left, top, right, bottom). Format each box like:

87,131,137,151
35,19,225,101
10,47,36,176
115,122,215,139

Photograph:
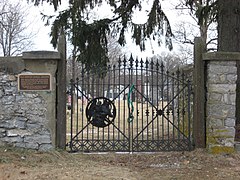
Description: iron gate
66,56,193,152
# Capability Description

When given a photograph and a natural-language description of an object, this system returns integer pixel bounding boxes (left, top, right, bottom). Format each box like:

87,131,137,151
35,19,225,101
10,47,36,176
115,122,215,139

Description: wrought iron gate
66,56,193,152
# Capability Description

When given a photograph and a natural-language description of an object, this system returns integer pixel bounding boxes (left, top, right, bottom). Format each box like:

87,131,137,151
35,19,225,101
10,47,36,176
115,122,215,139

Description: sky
8,0,195,59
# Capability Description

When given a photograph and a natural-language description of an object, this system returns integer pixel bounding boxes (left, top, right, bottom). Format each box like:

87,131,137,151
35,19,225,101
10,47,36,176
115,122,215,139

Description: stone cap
203,51,240,61
0,57,24,73
22,51,61,60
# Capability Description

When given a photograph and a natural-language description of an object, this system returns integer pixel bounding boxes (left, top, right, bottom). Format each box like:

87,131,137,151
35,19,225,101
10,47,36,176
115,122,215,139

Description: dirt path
0,147,240,180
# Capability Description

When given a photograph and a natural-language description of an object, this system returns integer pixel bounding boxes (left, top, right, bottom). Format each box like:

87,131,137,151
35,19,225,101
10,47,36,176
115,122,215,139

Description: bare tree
0,0,35,56
107,36,126,66
173,0,218,51
152,52,189,72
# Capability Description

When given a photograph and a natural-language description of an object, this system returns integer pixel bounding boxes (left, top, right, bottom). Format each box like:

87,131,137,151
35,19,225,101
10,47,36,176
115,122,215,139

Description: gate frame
67,56,194,153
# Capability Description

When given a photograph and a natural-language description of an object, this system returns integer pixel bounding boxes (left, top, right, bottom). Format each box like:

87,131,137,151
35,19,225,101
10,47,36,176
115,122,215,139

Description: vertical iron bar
187,80,192,150
81,67,85,151
140,59,144,148
118,58,121,149
89,72,95,149
171,72,175,140
182,73,185,137
70,79,74,151
177,70,180,142
76,78,79,140
113,64,116,150
161,63,164,140
129,56,133,152
107,65,111,150
87,68,91,151
123,57,127,151
140,59,145,141
166,70,170,142
156,60,160,147
146,59,149,150
99,68,104,151
135,58,139,151
91,68,95,151
151,60,154,144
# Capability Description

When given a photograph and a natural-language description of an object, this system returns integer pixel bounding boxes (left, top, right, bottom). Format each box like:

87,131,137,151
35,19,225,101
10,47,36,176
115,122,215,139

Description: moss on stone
209,146,235,154
207,136,218,144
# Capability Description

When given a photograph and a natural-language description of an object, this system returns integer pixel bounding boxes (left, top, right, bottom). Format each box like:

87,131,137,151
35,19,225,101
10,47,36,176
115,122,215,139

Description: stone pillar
0,51,61,151
203,52,239,154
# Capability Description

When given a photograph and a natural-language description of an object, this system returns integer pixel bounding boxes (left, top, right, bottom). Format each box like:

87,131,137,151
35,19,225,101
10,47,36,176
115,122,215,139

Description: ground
0,147,240,180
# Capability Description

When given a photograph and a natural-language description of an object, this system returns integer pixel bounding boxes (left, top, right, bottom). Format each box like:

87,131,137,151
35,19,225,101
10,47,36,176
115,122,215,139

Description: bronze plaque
18,74,51,91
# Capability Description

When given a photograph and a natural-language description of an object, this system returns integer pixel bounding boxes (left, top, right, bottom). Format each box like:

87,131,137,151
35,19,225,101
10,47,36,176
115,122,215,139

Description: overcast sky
18,0,194,59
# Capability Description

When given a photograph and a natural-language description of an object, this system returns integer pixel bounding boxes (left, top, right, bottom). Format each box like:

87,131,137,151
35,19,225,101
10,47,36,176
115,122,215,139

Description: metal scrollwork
86,97,116,128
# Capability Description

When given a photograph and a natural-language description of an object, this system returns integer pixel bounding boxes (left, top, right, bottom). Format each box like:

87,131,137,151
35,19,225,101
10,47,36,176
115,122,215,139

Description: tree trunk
218,0,240,141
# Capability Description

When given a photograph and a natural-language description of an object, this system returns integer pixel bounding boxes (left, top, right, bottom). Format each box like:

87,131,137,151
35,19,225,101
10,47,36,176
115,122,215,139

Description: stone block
212,127,235,138
24,134,51,144
33,97,43,104
208,84,236,94
234,143,240,152
27,115,46,123
0,140,6,146
208,92,222,102
226,74,237,83
14,119,26,129
14,142,26,149
26,122,42,130
0,128,6,138
207,104,235,118
0,89,3,97
2,96,15,105
207,74,220,83
219,74,227,83
0,120,16,129
25,142,39,150
208,64,235,74
225,118,235,127
221,94,236,105
7,129,31,137
209,145,235,154
39,144,53,151
208,118,224,128
2,136,23,143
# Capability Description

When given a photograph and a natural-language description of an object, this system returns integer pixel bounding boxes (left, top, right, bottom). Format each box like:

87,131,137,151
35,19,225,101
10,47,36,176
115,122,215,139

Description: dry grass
1,146,240,180
66,99,189,144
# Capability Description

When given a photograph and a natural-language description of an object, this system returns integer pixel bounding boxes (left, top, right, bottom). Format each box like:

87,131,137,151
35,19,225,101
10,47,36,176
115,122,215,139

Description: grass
66,99,190,145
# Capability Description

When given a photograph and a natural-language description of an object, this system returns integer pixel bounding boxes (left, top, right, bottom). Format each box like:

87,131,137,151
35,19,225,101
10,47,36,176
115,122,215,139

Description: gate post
193,37,206,148
56,33,67,149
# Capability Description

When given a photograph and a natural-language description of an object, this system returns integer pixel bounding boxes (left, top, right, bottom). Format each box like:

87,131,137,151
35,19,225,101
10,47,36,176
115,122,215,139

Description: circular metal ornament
86,97,116,128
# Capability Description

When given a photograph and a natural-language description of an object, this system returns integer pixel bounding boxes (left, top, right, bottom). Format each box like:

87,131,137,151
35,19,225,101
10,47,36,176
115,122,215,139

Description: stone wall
0,72,52,150
203,52,240,153
0,51,62,151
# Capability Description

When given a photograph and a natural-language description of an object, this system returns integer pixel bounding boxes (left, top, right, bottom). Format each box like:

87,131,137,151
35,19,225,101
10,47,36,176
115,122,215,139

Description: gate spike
123,55,127,67
140,58,144,68
145,59,149,69
160,61,164,73
156,59,160,71
129,54,134,68
150,58,154,70
118,56,121,67
135,57,139,68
